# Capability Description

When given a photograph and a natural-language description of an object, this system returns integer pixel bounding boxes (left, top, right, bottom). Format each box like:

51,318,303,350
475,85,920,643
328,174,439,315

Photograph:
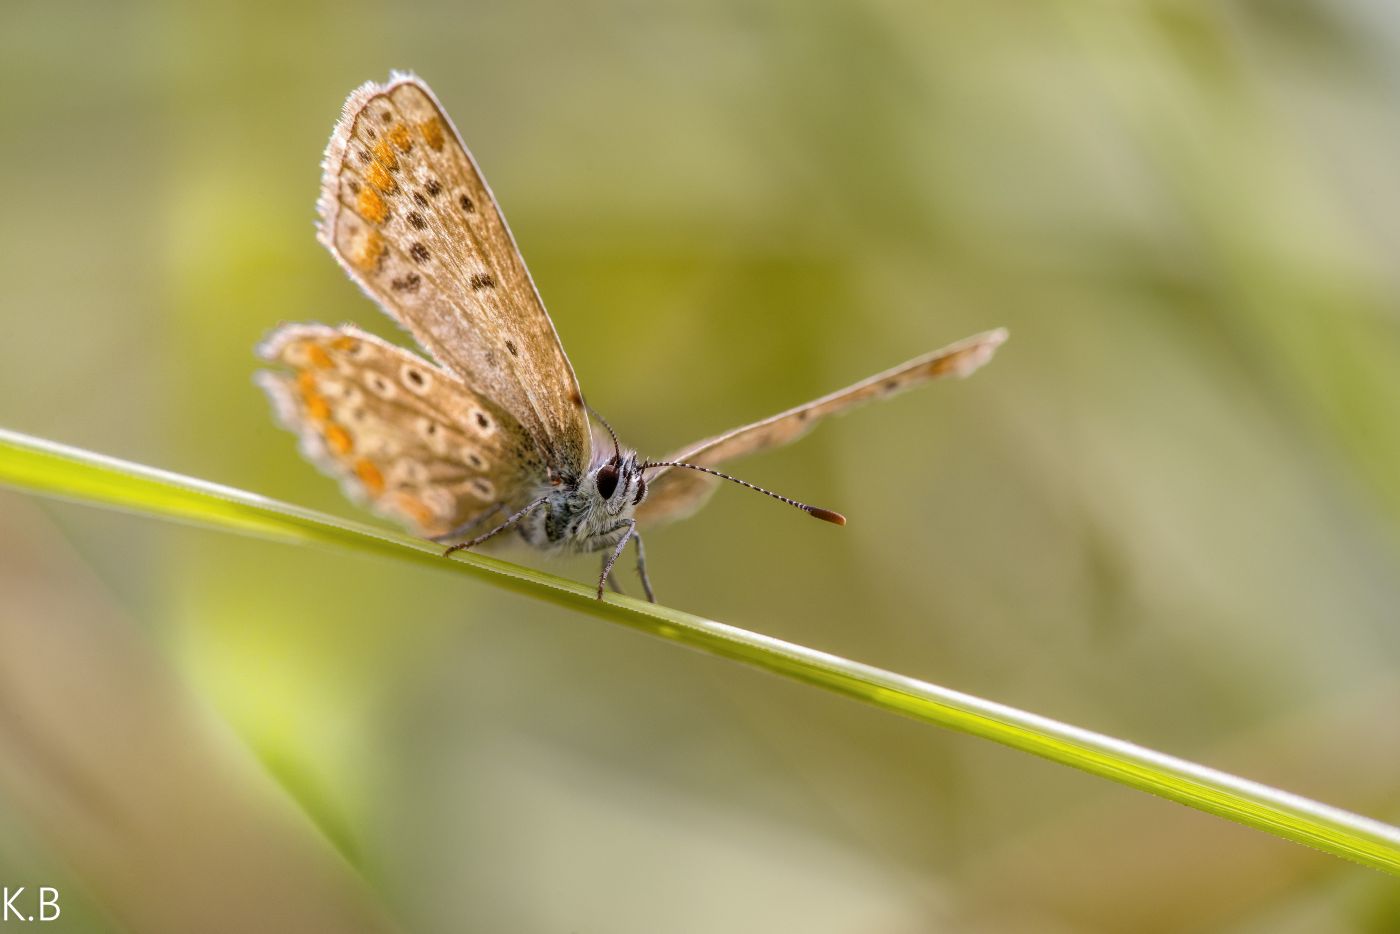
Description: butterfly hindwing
317,73,591,480
257,323,536,537
637,329,1008,525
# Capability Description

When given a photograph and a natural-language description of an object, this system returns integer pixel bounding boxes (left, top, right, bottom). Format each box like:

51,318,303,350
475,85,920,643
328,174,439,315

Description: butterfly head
582,405,647,517
588,451,648,515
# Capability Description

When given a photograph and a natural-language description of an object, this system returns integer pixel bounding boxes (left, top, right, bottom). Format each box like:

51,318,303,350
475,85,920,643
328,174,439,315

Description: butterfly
257,73,1007,602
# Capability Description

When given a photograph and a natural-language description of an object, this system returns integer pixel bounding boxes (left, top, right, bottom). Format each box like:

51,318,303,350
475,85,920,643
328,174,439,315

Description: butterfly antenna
586,404,623,460
639,461,846,525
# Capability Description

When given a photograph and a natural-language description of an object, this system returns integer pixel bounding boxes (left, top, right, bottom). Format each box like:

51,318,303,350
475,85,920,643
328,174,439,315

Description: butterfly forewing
318,73,590,479
257,324,533,537
637,328,1008,525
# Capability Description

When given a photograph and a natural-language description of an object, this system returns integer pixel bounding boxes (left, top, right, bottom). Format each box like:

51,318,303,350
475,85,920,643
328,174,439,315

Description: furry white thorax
518,448,649,555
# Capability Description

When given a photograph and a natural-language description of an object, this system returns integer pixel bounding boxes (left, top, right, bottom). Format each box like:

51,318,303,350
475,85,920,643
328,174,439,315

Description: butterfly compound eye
596,465,619,500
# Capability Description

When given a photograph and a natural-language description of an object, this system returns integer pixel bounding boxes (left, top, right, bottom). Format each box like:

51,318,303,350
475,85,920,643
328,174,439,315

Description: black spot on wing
390,273,421,293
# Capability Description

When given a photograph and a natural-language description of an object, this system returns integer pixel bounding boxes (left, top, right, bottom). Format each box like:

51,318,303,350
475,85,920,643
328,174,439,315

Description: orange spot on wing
365,160,395,193
351,230,386,270
297,370,317,392
392,492,435,527
387,124,412,152
372,139,398,171
356,186,388,224
331,335,358,352
418,118,445,151
305,344,333,368
304,391,330,422
325,424,353,455
355,458,385,495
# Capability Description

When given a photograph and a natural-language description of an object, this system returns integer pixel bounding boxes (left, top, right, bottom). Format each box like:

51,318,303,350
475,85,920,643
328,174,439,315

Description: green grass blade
2,426,1398,874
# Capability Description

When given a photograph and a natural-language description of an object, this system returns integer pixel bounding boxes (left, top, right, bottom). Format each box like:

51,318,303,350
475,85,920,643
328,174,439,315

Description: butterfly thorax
519,450,648,554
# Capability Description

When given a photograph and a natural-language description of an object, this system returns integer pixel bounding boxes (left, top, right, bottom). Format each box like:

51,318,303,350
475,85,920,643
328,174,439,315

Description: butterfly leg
442,495,550,557
428,504,507,544
602,557,625,595
633,532,656,603
597,519,637,601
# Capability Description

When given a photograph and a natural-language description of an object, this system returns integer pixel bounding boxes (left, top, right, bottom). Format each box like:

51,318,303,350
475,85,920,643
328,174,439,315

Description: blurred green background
3,0,1400,930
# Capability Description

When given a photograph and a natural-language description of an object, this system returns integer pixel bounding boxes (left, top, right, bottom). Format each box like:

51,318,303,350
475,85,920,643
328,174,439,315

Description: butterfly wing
257,323,535,537
636,328,1008,526
317,73,590,480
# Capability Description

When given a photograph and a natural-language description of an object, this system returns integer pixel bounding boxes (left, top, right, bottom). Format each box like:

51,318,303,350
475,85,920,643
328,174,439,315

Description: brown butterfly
258,73,1007,601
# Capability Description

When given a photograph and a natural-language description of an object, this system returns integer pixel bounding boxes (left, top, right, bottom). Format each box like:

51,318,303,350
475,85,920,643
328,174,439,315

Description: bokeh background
3,1,1400,930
